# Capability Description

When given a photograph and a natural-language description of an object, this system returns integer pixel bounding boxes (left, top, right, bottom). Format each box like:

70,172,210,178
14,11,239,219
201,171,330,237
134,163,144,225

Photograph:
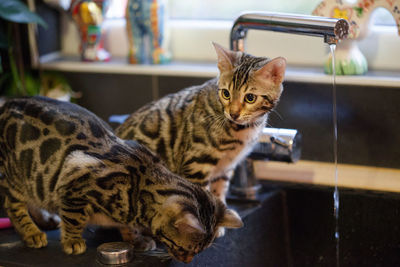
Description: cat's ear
255,57,286,85
174,213,206,235
218,209,243,229
212,42,235,73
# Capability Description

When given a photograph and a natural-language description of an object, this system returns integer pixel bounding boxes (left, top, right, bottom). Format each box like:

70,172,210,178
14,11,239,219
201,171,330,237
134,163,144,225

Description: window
60,0,399,71
105,0,396,25
171,0,396,26
169,0,322,20
104,0,128,19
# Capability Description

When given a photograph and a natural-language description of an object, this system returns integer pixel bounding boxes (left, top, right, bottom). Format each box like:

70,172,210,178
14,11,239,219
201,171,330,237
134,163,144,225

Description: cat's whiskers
215,116,228,130
203,113,227,133
209,241,224,251
199,113,217,124
206,114,220,123
270,109,284,121
265,121,274,128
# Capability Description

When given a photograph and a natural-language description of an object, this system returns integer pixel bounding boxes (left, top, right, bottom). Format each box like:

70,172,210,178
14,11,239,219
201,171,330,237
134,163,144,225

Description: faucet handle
250,128,302,163
230,128,301,199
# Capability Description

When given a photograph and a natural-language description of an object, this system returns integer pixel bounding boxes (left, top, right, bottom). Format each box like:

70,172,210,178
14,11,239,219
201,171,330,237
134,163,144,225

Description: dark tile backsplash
158,76,209,98
62,72,400,169
269,181,400,266
63,72,153,122
271,82,400,168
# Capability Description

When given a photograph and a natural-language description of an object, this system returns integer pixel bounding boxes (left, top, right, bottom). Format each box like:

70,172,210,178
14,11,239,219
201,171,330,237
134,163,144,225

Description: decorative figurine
70,0,111,61
126,0,171,64
313,0,400,75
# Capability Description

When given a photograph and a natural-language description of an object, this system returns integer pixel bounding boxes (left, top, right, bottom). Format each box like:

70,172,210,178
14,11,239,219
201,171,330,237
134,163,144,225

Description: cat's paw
62,238,86,255
24,232,48,248
216,227,225,238
132,235,156,251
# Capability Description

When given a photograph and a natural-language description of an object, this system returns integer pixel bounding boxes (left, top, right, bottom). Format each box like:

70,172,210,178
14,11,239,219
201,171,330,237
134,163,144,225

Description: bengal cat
116,43,286,207
0,96,243,263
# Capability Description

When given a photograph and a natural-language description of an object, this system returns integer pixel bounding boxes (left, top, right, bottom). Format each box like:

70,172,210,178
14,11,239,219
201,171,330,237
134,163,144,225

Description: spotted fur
116,43,286,206
0,96,242,263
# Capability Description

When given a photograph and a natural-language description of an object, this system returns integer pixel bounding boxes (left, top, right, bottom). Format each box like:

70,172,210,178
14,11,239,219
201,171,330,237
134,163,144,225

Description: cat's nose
230,113,240,120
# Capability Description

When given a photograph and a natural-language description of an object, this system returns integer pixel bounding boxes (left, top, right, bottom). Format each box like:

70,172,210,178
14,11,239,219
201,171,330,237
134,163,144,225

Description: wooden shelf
255,160,400,193
40,54,400,88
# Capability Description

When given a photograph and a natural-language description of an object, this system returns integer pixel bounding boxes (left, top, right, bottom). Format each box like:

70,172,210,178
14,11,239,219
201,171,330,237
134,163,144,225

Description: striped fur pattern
116,43,286,206
0,96,242,263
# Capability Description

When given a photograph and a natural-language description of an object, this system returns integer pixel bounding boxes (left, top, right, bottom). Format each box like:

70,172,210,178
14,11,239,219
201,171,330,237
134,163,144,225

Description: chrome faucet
230,128,302,199
230,11,349,51
229,12,349,199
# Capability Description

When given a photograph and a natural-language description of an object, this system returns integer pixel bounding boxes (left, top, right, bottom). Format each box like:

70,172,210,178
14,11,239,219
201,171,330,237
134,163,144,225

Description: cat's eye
244,94,257,104
221,89,230,100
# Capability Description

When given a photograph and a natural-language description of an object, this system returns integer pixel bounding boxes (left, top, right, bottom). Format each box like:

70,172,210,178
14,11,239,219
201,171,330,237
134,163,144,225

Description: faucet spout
230,11,349,51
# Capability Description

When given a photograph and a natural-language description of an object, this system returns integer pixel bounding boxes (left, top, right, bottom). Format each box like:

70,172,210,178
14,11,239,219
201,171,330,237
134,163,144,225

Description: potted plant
0,0,78,102
0,0,47,97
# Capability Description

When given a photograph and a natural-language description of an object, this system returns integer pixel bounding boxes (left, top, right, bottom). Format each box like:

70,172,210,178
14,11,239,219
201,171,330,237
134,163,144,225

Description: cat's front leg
119,226,156,251
59,198,91,255
210,171,233,204
210,170,234,237
4,196,48,248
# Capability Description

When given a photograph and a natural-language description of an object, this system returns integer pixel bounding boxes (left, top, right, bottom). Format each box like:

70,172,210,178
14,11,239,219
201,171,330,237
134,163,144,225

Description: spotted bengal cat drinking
0,96,242,263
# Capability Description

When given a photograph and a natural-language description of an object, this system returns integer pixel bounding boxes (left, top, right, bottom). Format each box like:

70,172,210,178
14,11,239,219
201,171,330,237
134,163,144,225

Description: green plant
0,0,47,96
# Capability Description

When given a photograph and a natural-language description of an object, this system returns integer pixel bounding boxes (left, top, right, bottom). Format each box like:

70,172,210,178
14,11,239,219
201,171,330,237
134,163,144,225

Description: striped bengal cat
0,96,243,263
116,43,286,209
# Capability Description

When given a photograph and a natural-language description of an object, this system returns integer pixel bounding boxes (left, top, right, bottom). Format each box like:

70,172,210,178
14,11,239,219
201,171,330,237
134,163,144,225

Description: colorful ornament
70,0,111,62
126,0,171,64
313,0,400,75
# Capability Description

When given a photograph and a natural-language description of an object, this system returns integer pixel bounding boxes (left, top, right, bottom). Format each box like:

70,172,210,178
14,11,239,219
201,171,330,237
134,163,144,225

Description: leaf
25,72,40,96
0,0,47,28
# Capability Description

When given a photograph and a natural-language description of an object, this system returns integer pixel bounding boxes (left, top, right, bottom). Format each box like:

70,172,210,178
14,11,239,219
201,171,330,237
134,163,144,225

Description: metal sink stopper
97,242,134,265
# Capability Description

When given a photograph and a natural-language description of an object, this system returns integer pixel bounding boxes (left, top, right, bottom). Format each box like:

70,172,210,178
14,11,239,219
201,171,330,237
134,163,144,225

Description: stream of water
329,44,340,267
